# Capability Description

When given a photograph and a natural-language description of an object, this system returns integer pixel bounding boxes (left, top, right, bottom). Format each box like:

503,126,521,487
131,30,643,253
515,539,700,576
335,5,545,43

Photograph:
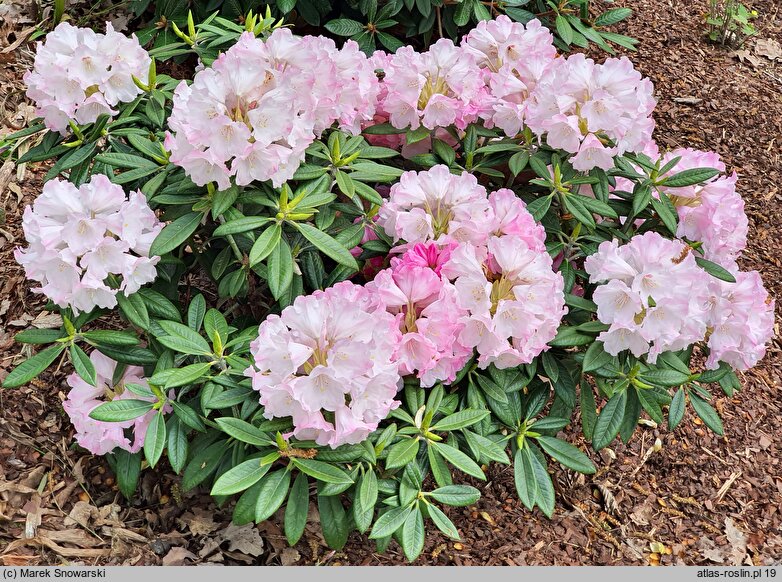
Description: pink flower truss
526,54,656,171
658,148,748,271
377,39,487,131
369,243,472,387
463,17,559,136
377,165,491,245
245,281,402,448
15,175,162,314
63,351,166,455
24,22,151,133
166,29,379,189
585,232,713,363
441,235,567,369
703,271,775,371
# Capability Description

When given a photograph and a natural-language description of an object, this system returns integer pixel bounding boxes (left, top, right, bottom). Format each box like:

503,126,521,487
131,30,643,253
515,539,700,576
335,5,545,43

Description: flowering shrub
3,15,775,562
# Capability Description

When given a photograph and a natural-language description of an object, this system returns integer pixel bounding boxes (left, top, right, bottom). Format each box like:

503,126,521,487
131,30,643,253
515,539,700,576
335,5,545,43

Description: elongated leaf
580,383,597,441
428,485,480,507
14,328,65,344
595,7,633,26
318,493,349,550
369,505,411,539
157,320,212,355
255,469,292,521
213,217,273,236
427,503,459,540
689,393,724,435
215,417,273,446
662,167,720,188
432,442,485,480
291,458,353,485
69,344,96,386
2,344,65,388
535,436,596,474
325,18,364,35
592,390,627,450
90,399,155,422
248,223,281,267
113,449,141,500
211,458,271,496
167,417,188,474
295,222,359,270
385,438,420,469
149,212,202,257
695,257,737,283
144,412,166,468
431,409,489,431
640,368,690,387
82,330,139,347
514,446,538,510
187,294,206,331
527,444,555,517
401,507,425,562
284,472,309,545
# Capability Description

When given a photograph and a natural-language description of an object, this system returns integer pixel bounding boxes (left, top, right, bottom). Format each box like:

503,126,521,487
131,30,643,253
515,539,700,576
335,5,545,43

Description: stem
217,215,245,264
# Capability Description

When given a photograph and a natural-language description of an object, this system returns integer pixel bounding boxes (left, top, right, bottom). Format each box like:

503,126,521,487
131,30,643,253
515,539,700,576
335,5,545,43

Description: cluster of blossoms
246,281,402,447
658,148,748,272
165,29,380,189
24,22,150,133
63,352,168,455
524,53,656,171
368,242,472,387
463,16,558,137
15,175,163,314
585,232,774,369
376,166,564,372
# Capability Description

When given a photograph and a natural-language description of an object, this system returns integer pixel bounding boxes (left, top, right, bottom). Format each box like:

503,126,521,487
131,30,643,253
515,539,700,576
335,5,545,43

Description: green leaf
526,194,553,221
267,239,294,300
592,390,627,450
150,212,202,257
564,194,595,228
113,449,141,499
325,18,365,36
385,438,420,469
651,194,679,235
157,320,212,355
284,472,309,545
318,494,350,550
248,223,282,267
13,328,65,344
582,341,612,373
211,458,271,496
144,412,166,468
428,485,480,507
154,362,211,389
214,417,273,447
187,294,206,331
662,167,720,188
473,373,508,404
640,368,690,387
514,446,538,510
167,417,188,474
527,444,555,517
549,326,592,347
138,289,181,321
233,481,264,526
82,330,139,347
359,469,379,511
291,458,354,485
637,387,664,425
431,409,490,431
401,507,425,562
69,344,96,386
555,14,574,45
2,343,65,388
369,505,411,539
213,217,273,236
427,504,459,540
689,393,724,435
594,7,633,26
171,401,205,432
695,257,737,283
580,383,597,441
89,399,155,422
95,152,158,169
431,442,485,480
117,292,150,330
535,436,596,474
255,469,292,521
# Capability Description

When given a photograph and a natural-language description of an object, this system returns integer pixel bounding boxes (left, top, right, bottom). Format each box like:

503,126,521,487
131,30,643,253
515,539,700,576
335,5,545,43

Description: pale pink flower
245,281,402,448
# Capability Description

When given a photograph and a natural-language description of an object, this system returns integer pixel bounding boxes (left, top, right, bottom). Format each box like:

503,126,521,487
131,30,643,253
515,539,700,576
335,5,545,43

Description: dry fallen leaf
724,518,748,566
756,38,782,61
162,546,197,566
222,524,265,557
177,508,219,536
733,49,762,68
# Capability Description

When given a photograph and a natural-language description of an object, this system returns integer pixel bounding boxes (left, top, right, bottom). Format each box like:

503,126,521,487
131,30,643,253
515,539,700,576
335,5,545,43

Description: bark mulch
0,0,780,567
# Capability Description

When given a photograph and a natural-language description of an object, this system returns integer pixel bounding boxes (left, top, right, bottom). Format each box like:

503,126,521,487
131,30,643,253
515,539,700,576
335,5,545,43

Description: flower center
417,75,452,110
489,275,516,315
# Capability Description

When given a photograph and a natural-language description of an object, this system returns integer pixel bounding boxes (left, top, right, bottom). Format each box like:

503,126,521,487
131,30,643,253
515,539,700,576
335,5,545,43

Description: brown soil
1,0,781,567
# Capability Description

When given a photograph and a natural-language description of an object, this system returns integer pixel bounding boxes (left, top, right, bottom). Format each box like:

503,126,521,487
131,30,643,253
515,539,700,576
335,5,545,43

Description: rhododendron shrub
3,17,774,562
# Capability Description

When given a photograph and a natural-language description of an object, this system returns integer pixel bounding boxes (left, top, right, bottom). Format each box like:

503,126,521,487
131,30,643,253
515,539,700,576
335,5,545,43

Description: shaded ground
1,0,781,566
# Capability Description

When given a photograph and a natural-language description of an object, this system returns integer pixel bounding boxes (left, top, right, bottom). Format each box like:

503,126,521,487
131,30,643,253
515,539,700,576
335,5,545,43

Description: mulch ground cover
0,0,780,566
